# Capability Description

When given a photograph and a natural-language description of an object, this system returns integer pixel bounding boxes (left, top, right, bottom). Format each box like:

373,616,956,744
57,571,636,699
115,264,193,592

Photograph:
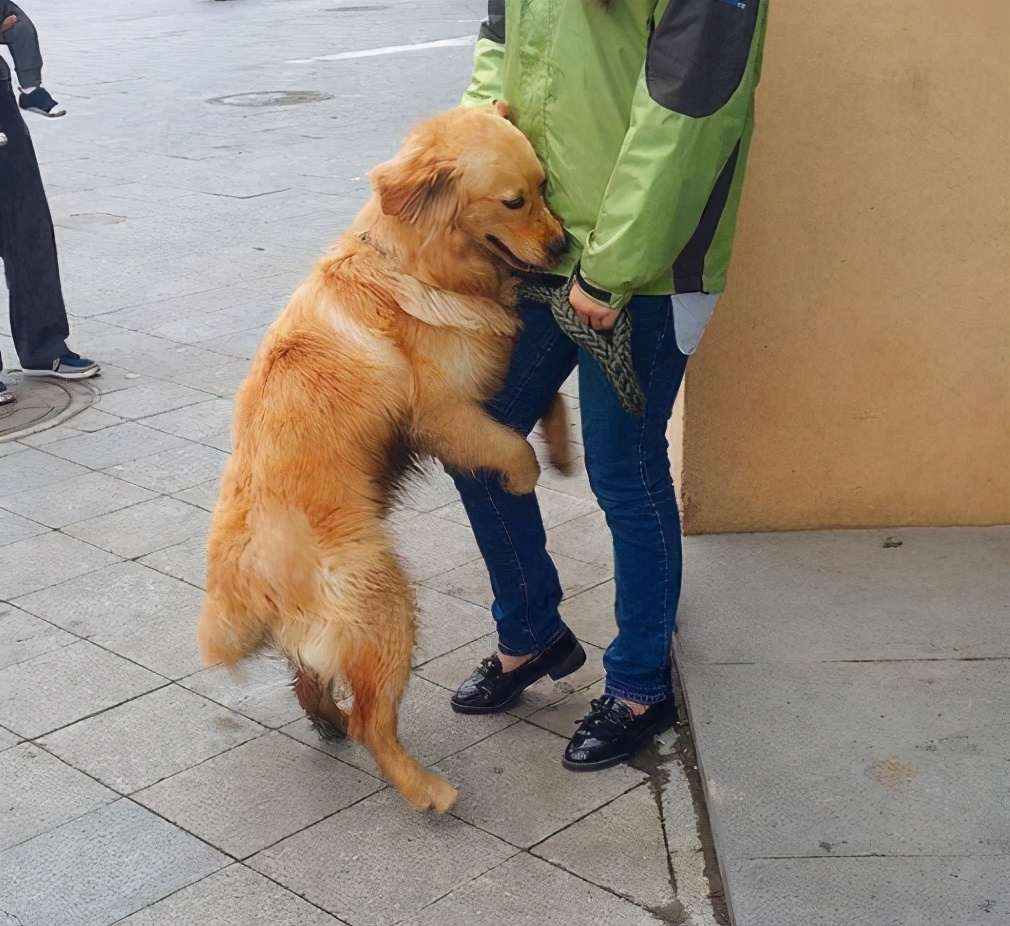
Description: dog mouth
485,235,551,273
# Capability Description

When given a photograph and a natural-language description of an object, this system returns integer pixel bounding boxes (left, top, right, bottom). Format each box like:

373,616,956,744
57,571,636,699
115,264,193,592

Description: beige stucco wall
678,0,1010,534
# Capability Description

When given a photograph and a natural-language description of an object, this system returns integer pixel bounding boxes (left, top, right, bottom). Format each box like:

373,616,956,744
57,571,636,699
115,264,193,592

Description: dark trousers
0,68,70,370
1,2,45,87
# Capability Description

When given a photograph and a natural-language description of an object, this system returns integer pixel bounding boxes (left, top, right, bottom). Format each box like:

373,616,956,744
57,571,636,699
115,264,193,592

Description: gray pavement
677,529,1010,926
0,3,716,925
1,3,1006,926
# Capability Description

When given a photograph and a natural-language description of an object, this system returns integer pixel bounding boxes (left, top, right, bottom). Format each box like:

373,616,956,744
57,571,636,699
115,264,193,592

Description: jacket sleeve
578,0,767,309
460,0,505,107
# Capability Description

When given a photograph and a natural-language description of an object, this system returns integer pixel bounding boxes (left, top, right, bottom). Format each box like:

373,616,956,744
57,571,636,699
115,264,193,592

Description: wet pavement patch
207,91,334,108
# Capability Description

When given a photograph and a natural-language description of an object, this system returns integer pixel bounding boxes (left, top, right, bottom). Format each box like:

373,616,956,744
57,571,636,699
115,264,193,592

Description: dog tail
540,392,574,476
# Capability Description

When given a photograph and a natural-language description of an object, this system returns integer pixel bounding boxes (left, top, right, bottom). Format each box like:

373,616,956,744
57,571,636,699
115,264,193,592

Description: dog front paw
500,444,540,495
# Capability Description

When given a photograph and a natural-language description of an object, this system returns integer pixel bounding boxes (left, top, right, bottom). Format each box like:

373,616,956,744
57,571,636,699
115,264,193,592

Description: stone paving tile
117,345,242,379
249,789,517,926
16,561,207,679
173,477,222,511
397,465,463,513
104,441,229,494
0,726,20,751
180,657,306,730
422,549,609,610
135,732,382,858
0,470,156,528
416,634,606,719
547,510,614,567
412,585,493,667
142,397,234,452
524,681,606,739
434,722,645,849
393,511,483,582
41,420,191,470
433,484,597,532
533,783,677,911
0,742,117,852
0,604,77,670
166,357,251,397
94,380,212,420
0,530,120,599
194,327,270,361
0,639,164,739
680,527,1010,663
283,676,516,778
535,453,596,502
559,578,618,650
0,798,227,926
402,852,665,926
724,856,1009,926
117,863,346,926
0,506,49,546
684,660,1010,859
63,495,210,560
139,533,209,588
2,444,90,493
40,684,264,794
16,407,126,449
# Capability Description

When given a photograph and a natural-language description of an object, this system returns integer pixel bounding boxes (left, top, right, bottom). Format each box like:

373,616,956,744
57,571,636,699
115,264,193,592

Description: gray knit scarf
518,276,646,417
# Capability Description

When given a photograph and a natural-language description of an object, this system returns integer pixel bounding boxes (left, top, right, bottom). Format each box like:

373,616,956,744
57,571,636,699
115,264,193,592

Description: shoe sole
21,366,100,380
23,107,66,117
450,642,587,715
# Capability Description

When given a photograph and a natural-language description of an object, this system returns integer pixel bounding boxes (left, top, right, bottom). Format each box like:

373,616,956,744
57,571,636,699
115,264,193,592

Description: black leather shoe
562,695,678,771
450,628,586,714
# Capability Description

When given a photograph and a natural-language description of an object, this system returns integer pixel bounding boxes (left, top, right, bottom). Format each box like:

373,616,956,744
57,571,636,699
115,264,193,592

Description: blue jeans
451,293,689,705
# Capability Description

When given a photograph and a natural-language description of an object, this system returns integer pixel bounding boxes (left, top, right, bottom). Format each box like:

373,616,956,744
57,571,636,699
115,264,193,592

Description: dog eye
502,197,525,210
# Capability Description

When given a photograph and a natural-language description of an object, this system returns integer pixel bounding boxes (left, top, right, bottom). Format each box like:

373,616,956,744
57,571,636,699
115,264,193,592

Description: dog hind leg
292,668,349,741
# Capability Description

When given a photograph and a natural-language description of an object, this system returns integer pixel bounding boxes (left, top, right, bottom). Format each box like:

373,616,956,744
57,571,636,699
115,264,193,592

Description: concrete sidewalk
678,528,1010,925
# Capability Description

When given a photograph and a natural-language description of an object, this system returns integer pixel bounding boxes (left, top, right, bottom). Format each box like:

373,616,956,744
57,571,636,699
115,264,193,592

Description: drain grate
207,91,334,108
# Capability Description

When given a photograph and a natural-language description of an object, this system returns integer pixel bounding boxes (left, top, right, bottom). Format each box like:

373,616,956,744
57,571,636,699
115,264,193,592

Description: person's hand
1,14,17,33
569,281,618,330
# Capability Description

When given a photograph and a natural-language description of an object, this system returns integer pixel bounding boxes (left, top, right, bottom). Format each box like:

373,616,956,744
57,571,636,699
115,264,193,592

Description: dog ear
370,147,461,224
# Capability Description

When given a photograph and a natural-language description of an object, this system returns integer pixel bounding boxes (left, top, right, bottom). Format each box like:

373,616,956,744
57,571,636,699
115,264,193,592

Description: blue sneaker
0,381,16,406
23,352,99,380
19,86,66,118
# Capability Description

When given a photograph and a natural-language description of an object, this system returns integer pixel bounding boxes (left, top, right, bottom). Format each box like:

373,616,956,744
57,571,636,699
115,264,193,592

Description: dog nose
546,235,569,259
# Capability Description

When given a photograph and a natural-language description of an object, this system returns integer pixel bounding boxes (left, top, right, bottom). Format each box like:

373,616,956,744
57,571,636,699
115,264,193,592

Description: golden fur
197,105,568,812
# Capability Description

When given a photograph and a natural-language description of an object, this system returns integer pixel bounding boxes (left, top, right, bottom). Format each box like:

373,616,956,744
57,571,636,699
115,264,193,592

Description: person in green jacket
449,0,767,771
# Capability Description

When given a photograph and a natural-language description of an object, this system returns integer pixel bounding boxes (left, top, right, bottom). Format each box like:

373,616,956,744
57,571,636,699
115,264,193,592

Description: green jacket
462,0,767,310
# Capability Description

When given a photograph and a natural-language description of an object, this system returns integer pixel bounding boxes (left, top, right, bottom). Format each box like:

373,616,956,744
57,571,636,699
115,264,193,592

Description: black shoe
562,695,678,772
450,628,586,714
19,86,66,117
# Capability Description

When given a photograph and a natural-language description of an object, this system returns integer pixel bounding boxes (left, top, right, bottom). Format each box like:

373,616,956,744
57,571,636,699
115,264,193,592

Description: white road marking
289,35,476,65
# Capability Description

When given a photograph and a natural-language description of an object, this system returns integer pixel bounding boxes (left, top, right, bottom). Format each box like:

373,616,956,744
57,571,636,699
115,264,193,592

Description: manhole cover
207,91,334,108
0,374,97,441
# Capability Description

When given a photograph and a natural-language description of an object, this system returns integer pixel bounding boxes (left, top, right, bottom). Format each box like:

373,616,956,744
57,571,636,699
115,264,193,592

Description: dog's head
369,104,567,274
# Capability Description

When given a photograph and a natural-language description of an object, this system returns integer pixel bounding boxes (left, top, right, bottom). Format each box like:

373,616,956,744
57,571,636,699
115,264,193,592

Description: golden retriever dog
197,103,569,813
